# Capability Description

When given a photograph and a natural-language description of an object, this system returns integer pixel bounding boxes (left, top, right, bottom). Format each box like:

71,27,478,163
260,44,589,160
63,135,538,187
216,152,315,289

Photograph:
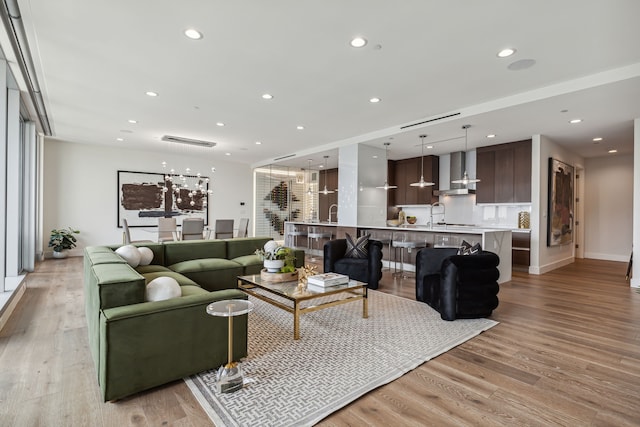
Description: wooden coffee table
237,274,368,340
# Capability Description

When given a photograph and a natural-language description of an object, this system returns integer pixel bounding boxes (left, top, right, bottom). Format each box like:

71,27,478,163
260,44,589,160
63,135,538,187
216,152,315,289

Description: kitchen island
285,222,512,283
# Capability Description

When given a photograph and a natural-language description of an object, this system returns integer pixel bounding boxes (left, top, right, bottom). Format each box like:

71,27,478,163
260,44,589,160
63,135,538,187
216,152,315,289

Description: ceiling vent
161,135,216,148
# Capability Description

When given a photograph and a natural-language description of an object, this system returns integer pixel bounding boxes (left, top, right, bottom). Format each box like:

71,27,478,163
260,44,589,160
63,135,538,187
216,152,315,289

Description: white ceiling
13,0,640,170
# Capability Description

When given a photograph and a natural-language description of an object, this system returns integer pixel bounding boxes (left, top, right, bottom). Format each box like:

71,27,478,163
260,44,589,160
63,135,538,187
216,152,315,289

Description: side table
206,299,254,393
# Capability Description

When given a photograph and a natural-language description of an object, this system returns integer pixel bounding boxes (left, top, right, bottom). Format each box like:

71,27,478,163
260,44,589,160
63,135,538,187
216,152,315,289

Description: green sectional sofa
84,237,304,402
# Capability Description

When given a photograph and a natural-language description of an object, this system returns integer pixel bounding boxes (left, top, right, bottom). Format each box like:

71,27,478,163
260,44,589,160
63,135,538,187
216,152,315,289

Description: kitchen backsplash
399,195,531,229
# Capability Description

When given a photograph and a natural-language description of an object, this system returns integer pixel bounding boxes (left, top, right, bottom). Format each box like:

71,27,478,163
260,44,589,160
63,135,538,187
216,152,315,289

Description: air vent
161,135,216,148
273,154,296,161
400,112,461,130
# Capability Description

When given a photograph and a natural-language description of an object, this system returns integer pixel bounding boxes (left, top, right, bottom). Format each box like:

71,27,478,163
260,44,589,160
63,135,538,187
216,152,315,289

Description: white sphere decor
115,245,141,267
146,277,181,302
263,240,279,254
138,247,154,266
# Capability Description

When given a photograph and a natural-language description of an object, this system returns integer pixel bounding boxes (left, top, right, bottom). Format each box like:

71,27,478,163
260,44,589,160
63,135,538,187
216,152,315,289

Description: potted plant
255,241,296,273
48,227,80,258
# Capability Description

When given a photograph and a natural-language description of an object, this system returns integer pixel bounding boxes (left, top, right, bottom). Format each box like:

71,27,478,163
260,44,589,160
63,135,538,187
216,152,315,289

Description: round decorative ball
263,240,280,254
115,245,141,267
138,247,154,266
145,277,181,302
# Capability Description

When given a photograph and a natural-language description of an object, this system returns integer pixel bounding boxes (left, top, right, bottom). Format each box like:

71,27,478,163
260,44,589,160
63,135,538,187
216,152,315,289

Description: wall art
117,170,209,227
547,158,574,246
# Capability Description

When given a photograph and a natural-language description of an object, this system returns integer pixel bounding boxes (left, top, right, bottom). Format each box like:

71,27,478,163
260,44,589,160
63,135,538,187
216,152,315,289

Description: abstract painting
547,158,574,246
118,170,209,227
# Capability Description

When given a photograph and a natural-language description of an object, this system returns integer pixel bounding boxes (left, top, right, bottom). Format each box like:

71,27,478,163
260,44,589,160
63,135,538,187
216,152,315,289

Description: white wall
42,139,252,256
530,135,585,274
584,155,633,261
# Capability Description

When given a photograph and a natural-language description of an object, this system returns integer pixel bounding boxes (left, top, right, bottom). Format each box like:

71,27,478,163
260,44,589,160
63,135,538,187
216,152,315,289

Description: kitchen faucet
429,202,445,227
328,204,338,223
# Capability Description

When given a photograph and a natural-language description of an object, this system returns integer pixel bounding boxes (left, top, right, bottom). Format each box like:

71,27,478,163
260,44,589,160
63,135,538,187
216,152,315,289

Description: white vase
52,250,68,259
263,259,284,273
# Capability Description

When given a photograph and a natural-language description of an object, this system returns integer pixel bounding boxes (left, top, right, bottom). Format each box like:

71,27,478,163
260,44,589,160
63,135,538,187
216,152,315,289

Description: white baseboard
584,252,630,263
529,256,575,275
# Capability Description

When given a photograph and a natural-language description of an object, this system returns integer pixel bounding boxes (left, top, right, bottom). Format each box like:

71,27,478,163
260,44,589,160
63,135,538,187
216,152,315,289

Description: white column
632,118,640,287
0,61,7,290
5,89,21,276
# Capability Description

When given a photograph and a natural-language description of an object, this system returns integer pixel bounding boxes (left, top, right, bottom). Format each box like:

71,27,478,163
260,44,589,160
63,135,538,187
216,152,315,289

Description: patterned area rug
185,290,497,427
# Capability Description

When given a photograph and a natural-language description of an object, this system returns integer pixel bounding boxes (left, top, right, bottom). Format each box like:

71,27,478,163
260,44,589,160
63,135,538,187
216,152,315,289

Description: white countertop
287,221,513,235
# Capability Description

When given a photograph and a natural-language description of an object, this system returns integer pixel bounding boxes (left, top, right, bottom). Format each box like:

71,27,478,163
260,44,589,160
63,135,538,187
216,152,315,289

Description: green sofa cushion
169,258,243,292
163,240,227,265
226,237,272,259
135,265,172,274
141,271,199,287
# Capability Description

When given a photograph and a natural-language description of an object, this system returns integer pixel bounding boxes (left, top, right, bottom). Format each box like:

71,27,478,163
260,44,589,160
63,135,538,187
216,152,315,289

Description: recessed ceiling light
296,125,304,130
216,122,225,127
184,28,203,40
369,97,381,103
569,119,582,124
350,37,367,48
426,145,433,149
116,138,124,142
593,137,603,141
146,91,158,97
128,119,137,124
497,48,516,58
609,149,618,153
262,93,273,100
372,155,378,159
255,141,262,145
225,152,231,156
486,134,496,138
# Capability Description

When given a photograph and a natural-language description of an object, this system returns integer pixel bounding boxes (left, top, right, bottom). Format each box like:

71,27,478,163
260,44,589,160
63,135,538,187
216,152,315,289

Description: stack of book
306,273,349,287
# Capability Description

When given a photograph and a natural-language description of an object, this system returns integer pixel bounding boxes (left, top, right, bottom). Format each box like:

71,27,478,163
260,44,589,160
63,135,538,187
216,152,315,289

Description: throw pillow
457,240,482,255
145,276,181,302
115,245,141,267
138,247,154,266
345,233,369,259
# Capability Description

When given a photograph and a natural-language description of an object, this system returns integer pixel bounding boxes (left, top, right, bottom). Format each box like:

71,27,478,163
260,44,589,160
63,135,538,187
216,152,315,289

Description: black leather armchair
415,247,500,321
324,239,383,289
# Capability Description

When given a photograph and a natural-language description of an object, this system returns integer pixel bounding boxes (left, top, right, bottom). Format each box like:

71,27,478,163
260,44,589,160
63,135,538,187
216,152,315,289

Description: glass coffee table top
238,274,365,301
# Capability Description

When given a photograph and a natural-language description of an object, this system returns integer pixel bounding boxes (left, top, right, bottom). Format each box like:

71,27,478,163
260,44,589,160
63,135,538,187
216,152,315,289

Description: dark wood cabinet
476,140,531,203
391,155,439,206
318,168,338,222
512,231,531,271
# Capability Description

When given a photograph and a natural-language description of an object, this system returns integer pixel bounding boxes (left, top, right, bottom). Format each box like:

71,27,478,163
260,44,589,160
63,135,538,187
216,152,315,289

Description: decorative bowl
407,217,417,224
386,219,401,227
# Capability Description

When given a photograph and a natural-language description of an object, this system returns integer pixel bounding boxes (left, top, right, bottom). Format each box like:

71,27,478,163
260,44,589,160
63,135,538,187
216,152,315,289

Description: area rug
185,290,498,427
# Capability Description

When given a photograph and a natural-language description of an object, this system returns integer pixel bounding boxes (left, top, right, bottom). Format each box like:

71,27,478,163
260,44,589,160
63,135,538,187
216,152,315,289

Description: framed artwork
547,158,574,246
117,170,209,227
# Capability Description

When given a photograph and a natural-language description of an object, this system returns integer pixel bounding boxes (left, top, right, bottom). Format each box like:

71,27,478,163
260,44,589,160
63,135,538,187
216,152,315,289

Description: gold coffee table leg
293,302,301,340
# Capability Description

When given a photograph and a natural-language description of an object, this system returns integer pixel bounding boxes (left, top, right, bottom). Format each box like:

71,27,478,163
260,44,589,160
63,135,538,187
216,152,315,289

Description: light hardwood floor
1,257,639,426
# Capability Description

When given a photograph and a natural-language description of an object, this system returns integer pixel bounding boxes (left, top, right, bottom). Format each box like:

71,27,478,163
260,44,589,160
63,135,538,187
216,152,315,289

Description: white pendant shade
410,134,434,187
320,155,334,194
376,142,397,190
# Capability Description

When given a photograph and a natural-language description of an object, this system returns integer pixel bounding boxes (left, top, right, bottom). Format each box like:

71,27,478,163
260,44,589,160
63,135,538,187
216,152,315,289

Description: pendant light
451,124,480,185
305,159,313,195
319,155,334,195
376,142,397,190
410,134,435,187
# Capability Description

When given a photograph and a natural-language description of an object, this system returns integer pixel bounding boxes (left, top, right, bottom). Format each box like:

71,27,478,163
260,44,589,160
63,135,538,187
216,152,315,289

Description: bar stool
369,230,393,271
307,226,332,261
392,232,425,278
288,225,307,249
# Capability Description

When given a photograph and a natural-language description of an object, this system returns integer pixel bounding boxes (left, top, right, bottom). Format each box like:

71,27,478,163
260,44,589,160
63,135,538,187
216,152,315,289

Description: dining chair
157,217,178,242
236,218,249,238
214,219,234,239
181,218,206,240
122,218,153,245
